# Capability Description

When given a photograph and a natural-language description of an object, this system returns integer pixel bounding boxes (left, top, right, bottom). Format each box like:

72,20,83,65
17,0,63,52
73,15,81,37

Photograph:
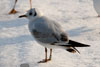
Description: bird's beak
19,15,27,18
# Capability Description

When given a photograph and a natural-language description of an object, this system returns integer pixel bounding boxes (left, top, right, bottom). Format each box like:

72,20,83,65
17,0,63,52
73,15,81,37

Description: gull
9,0,32,14
19,8,90,63
93,0,100,17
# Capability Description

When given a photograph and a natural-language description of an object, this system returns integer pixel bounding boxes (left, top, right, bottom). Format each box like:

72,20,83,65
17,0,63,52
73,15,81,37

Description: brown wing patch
32,29,41,38
32,29,53,38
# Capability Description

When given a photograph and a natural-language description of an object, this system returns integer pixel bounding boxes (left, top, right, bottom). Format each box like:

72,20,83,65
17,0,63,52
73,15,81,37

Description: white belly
39,42,66,49
34,40,67,50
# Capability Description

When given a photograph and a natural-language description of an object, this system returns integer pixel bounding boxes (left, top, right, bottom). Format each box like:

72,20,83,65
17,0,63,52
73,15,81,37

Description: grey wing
32,17,69,44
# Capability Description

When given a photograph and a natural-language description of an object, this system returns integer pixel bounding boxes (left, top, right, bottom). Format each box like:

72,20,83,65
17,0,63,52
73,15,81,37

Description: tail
60,40,90,53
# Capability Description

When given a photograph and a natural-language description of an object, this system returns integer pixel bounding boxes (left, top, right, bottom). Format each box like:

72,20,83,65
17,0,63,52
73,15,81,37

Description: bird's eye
29,12,32,16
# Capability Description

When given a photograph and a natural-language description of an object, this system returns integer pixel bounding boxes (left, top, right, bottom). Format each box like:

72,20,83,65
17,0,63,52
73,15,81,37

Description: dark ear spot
34,12,37,16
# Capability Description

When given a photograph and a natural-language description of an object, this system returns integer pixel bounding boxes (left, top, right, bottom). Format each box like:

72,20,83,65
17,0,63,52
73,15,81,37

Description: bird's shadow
68,26,93,37
0,18,28,29
0,35,34,46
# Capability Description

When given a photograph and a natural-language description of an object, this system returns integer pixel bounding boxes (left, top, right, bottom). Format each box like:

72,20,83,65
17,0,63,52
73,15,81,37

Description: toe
38,59,51,63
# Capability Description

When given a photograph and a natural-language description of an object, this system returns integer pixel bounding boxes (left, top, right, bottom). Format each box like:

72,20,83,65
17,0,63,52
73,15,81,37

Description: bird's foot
38,59,51,63
9,9,18,14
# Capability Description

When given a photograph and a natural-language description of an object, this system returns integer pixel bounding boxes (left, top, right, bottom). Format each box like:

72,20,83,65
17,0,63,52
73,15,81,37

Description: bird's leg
38,48,52,63
38,47,48,63
9,0,18,14
45,47,48,61
30,0,32,9
48,48,52,61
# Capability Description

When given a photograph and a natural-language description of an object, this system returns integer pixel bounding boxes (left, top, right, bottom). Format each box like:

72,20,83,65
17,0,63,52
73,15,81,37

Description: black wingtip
68,40,91,47
84,45,90,47
60,45,90,47
59,40,90,47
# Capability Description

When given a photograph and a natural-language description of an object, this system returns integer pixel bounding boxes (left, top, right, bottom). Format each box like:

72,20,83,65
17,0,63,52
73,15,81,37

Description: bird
19,8,90,63
9,0,32,14
93,0,100,17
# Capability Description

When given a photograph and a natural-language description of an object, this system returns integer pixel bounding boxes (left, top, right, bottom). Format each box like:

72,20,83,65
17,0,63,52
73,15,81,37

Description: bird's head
19,8,41,20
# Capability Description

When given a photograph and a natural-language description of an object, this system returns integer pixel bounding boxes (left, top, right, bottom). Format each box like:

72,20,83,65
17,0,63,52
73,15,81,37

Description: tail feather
73,47,80,54
66,47,80,54
66,48,76,53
